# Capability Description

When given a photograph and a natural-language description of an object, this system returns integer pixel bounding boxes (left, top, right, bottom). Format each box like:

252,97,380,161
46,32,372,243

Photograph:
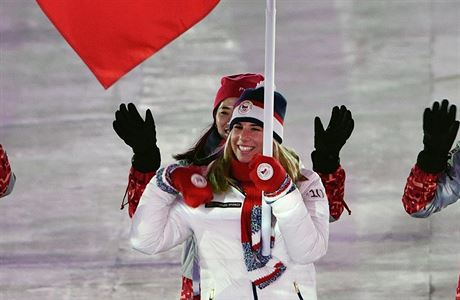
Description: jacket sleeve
401,164,441,216
130,166,193,255
0,145,15,198
269,169,329,264
125,167,156,218
412,146,460,217
317,166,351,222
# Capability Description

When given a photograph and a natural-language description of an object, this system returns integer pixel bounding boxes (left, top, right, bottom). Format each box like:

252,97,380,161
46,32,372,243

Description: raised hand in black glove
311,105,354,173
416,99,459,173
113,103,161,173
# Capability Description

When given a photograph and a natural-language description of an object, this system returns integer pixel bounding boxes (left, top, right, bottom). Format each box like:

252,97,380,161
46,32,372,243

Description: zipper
293,281,304,300
252,283,259,300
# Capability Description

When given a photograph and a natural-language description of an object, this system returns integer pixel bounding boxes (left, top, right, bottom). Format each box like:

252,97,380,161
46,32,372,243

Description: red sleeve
402,164,441,215
180,276,197,300
121,167,155,218
456,274,460,300
0,145,13,197
317,166,350,221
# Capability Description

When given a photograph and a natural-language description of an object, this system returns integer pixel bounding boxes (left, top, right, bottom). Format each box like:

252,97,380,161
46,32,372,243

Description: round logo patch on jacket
257,163,273,180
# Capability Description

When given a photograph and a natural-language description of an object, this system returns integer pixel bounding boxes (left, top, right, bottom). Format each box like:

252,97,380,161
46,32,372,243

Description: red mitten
248,154,287,193
170,166,213,208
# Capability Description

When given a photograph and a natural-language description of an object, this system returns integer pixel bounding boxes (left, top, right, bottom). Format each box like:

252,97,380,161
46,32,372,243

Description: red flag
36,0,220,89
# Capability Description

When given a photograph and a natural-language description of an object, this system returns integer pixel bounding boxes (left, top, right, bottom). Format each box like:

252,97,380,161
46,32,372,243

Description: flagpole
262,0,276,256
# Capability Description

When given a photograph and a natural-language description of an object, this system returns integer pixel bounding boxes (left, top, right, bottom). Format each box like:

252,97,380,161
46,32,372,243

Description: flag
36,0,220,89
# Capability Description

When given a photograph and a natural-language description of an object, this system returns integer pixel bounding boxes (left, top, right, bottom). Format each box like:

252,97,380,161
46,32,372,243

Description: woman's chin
235,152,255,163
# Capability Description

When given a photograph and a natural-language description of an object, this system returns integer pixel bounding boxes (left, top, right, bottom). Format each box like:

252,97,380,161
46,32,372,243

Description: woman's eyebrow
220,105,233,111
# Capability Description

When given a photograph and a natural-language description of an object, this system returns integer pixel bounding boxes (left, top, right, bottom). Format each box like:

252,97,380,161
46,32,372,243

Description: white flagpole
262,0,276,256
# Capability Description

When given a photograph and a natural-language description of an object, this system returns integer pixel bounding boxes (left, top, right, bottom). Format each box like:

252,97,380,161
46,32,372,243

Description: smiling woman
230,122,263,163
130,86,329,299
113,73,264,300
117,76,352,299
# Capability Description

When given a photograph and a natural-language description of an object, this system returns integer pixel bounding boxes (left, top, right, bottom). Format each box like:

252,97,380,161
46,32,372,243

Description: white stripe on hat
230,100,283,141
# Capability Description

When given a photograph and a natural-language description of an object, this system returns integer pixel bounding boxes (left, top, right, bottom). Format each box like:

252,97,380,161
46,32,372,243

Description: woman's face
215,97,238,138
230,121,263,163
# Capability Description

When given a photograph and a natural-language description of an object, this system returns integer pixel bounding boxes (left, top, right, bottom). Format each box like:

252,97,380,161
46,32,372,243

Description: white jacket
130,168,329,300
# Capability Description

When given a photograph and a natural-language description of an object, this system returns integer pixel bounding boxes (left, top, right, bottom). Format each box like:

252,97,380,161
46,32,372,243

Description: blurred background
0,0,459,299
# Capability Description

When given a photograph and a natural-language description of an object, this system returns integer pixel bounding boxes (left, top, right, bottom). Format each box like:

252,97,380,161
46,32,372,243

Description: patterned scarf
230,159,286,289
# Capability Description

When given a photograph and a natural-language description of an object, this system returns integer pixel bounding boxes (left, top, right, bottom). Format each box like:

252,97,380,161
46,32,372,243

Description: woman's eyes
233,124,262,131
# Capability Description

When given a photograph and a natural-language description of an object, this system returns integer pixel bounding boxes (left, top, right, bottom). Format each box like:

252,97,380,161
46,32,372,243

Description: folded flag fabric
36,0,220,89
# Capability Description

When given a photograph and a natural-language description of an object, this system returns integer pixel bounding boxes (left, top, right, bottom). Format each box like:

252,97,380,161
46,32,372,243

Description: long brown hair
173,123,223,166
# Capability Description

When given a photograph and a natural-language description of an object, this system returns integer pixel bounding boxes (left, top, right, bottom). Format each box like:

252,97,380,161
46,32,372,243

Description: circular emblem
256,163,273,181
238,100,253,115
191,174,207,188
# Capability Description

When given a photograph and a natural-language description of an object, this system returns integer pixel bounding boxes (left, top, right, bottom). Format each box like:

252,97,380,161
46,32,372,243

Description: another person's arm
316,167,349,221
311,105,354,221
406,143,460,217
0,144,15,198
113,103,161,217
124,168,156,217
402,100,459,217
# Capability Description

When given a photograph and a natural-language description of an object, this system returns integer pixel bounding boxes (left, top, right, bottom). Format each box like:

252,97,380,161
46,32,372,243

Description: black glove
416,99,459,173
311,105,354,173
113,103,161,173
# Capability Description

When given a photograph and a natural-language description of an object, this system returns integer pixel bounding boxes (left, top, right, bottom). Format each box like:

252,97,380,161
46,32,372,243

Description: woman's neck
230,159,252,183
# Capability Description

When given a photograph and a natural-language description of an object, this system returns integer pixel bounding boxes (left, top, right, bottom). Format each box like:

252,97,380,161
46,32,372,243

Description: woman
114,73,265,299
115,74,353,299
130,87,329,299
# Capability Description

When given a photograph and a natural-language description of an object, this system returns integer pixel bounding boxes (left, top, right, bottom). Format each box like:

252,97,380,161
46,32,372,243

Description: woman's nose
238,128,251,141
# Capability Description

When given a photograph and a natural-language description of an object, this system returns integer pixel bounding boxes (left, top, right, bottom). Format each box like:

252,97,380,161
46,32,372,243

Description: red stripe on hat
243,100,284,125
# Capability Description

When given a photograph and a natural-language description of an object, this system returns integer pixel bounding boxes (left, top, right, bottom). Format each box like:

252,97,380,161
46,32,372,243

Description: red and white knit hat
229,86,287,143
213,73,264,116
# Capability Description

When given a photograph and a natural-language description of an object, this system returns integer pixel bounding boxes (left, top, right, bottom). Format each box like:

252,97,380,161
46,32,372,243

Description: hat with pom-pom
229,86,287,143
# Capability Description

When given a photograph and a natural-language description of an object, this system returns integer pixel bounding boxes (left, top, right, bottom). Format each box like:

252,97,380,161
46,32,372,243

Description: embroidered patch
308,188,325,198
257,163,273,181
238,100,253,115
205,201,242,208
190,173,207,188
